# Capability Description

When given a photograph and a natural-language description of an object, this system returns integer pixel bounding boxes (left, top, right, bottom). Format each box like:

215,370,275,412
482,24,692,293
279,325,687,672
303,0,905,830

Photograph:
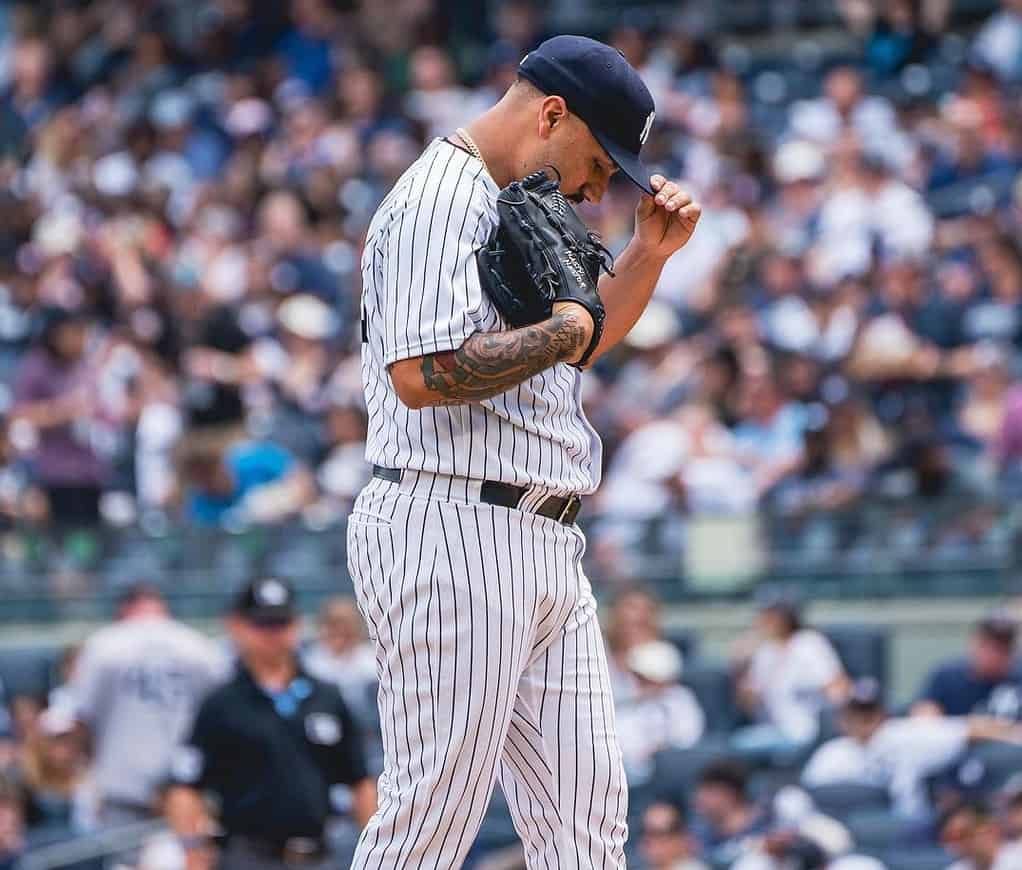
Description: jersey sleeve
169,697,221,791
69,639,109,726
378,165,493,366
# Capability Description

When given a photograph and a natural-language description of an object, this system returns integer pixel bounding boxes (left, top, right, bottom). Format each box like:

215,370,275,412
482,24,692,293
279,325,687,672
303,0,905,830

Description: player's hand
634,175,701,260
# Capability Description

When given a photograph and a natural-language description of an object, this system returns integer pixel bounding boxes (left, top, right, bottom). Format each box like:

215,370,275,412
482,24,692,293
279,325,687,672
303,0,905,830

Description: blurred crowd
1,582,1021,868
5,0,1022,863
0,0,1020,575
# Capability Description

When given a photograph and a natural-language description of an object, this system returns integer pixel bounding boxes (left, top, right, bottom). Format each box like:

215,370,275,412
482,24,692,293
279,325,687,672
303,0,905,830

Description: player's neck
461,112,518,189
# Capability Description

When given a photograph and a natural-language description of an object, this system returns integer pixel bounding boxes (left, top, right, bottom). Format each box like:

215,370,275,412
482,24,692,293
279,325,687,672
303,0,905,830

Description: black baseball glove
476,170,615,368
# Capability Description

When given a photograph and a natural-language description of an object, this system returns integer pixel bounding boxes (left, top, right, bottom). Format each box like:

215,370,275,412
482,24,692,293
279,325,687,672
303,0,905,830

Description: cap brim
593,129,654,195
241,608,295,627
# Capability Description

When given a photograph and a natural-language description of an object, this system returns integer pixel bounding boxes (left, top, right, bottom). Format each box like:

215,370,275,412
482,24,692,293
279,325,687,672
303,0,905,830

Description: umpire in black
165,577,376,869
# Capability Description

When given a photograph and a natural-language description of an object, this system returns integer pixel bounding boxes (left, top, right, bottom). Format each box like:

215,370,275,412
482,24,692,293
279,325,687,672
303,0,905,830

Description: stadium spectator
803,677,1022,818
940,801,1022,870
6,1,1022,864
732,370,808,496
639,802,708,870
973,0,1022,84
615,640,705,783
0,415,46,528
10,307,111,526
302,596,377,727
998,775,1022,842
0,779,25,870
997,384,1022,491
15,706,91,834
604,587,665,703
7,696,42,749
913,613,1022,719
70,583,226,826
176,428,315,527
167,577,375,870
762,408,867,554
691,759,772,867
733,589,850,756
313,400,371,512
956,344,1014,452
787,66,908,168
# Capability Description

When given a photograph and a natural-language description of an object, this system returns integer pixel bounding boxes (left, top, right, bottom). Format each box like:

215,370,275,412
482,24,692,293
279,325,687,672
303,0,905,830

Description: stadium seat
647,738,733,807
957,741,1022,791
663,626,699,662
0,645,59,701
682,660,740,734
805,783,890,817
845,807,908,851
749,766,802,801
880,847,954,870
820,625,890,691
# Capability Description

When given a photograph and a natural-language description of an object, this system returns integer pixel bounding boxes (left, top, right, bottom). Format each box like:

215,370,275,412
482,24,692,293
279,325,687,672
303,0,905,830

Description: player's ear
538,96,568,139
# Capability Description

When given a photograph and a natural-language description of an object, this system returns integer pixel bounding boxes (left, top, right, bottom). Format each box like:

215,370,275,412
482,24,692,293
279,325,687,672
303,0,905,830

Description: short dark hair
642,801,688,835
755,585,803,634
939,800,992,835
697,759,749,799
976,613,1017,650
116,581,164,614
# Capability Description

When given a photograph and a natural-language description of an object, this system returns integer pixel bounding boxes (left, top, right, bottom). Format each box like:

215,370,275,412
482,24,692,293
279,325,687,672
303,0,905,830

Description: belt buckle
556,495,581,524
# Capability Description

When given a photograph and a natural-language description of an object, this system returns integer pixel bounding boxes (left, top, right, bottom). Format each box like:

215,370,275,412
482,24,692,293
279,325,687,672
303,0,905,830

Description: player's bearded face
537,112,617,205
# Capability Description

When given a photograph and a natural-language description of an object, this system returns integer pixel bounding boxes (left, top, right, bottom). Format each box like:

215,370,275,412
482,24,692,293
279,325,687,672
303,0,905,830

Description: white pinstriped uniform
348,138,627,868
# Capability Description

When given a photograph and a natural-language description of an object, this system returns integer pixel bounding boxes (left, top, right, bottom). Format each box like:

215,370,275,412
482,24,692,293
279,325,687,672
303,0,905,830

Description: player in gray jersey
69,583,227,825
350,36,701,868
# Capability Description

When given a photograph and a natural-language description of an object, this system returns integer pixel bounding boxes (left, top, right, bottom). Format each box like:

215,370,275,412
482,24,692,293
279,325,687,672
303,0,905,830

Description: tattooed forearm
420,310,589,404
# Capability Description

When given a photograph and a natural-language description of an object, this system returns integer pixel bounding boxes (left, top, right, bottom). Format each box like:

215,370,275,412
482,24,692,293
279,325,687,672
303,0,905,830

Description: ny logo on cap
639,111,655,146
257,579,288,606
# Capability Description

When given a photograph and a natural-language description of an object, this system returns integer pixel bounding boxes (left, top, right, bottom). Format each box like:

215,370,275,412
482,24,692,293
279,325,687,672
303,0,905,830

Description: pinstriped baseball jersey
360,138,603,495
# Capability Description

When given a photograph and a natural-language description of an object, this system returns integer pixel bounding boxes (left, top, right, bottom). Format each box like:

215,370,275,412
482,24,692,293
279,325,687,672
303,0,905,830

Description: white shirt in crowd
70,617,228,808
974,6,1022,82
801,716,969,818
748,629,844,743
615,685,705,782
302,641,378,716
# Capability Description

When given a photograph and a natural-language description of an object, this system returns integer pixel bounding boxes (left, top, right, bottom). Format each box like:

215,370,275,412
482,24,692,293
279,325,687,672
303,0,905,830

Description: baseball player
349,35,701,868
69,582,227,825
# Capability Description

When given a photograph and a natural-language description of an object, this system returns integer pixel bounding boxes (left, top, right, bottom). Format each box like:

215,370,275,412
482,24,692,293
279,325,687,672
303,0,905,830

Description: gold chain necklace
455,127,489,175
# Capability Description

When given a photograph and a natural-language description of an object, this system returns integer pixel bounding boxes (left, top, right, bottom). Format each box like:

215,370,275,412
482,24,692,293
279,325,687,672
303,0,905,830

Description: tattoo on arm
420,310,588,405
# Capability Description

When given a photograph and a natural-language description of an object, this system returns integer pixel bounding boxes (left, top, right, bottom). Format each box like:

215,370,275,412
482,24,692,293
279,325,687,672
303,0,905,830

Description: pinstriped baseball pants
346,472,628,869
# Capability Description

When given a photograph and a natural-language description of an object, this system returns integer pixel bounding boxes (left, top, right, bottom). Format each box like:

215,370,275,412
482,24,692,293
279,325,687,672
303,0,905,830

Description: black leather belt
372,466,582,525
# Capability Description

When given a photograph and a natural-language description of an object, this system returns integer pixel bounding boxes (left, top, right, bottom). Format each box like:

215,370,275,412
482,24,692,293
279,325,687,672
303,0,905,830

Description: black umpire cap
976,611,1018,649
518,35,657,194
232,577,297,626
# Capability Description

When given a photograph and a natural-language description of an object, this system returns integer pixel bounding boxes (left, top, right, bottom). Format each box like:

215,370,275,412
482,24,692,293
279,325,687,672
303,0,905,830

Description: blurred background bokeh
3,1,1022,868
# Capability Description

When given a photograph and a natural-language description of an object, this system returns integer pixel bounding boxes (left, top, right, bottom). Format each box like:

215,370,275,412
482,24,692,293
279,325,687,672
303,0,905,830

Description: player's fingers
678,202,702,223
654,182,678,206
649,174,667,193
664,191,693,212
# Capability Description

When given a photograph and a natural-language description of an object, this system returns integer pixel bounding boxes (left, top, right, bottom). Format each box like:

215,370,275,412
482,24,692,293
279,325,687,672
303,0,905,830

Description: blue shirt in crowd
187,441,294,526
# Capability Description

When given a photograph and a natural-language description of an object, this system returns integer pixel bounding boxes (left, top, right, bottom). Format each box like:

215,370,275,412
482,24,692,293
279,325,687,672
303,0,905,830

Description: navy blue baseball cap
232,577,297,626
519,35,657,195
